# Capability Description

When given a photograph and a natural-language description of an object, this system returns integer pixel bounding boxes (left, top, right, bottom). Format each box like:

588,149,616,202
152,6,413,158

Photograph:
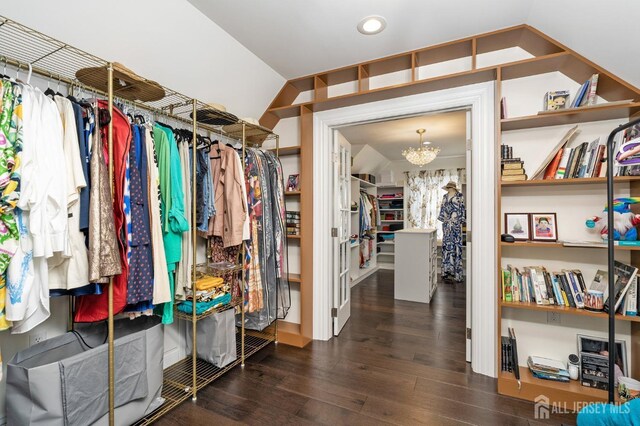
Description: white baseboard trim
350,266,380,287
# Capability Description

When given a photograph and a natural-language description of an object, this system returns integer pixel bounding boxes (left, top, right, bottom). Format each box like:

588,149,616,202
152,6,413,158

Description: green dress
152,124,188,324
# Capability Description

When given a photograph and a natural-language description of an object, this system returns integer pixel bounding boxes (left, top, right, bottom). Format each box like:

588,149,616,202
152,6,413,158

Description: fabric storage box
7,316,164,426
186,308,237,368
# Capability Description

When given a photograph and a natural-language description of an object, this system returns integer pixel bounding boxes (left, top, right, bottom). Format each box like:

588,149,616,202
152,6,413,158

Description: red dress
74,101,131,322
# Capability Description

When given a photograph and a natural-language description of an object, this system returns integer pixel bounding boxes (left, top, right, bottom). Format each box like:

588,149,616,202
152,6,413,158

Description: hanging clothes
197,148,216,235
124,125,154,310
438,191,466,282
75,100,131,322
85,101,120,285
239,148,290,331
10,87,66,333
145,125,171,306
209,143,246,248
175,139,192,300
152,123,188,325
47,96,89,293
0,80,23,331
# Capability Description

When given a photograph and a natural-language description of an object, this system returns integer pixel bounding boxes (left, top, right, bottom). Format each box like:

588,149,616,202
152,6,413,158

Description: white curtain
405,168,466,239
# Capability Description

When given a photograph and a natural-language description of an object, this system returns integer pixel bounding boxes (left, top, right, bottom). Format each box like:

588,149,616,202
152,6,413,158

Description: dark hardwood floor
157,270,576,425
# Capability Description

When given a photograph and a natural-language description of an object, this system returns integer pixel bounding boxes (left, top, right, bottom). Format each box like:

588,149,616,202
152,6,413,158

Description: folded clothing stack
177,294,232,315
177,275,232,315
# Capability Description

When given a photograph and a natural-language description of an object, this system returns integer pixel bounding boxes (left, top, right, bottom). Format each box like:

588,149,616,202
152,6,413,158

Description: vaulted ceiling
188,0,640,89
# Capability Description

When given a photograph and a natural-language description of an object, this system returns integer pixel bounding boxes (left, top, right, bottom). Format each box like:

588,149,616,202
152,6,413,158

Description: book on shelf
528,356,570,382
503,162,524,170
502,168,525,176
499,265,625,311
532,125,579,180
500,97,507,119
571,79,590,108
508,328,520,382
585,74,599,106
604,260,638,313
624,277,638,316
554,147,573,179
501,336,512,372
502,175,528,182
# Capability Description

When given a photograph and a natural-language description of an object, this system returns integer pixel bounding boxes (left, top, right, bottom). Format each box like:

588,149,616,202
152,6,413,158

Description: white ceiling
338,110,466,161
188,0,640,89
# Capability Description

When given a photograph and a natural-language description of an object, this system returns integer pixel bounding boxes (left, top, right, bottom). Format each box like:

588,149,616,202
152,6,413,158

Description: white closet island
394,228,438,303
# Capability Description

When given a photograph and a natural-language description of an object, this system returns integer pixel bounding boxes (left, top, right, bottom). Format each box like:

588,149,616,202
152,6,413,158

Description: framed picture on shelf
504,213,530,241
577,334,628,391
286,174,300,192
531,213,558,241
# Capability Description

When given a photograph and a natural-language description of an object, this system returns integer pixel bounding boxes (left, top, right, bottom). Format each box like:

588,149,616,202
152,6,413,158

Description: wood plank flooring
157,270,576,425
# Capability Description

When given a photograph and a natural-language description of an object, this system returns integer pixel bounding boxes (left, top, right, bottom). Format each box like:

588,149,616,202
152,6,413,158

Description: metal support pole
605,116,640,403
191,99,198,401
275,134,280,345
107,62,115,426
241,122,246,367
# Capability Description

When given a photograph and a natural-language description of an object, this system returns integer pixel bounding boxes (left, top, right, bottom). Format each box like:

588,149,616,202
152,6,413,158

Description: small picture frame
577,334,628,390
504,213,530,241
286,174,300,192
531,213,558,242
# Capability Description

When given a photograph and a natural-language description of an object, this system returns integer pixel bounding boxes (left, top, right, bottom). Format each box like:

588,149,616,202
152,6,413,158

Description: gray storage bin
186,309,237,368
7,316,163,426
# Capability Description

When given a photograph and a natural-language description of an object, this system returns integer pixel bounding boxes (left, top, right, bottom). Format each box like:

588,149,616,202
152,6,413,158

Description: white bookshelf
376,184,406,270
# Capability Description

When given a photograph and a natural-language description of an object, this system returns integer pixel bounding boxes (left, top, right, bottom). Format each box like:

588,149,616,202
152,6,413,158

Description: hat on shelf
75,62,165,102
191,102,238,126
442,181,458,191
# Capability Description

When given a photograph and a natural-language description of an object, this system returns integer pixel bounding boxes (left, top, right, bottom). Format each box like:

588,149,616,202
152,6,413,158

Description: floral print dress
437,191,465,282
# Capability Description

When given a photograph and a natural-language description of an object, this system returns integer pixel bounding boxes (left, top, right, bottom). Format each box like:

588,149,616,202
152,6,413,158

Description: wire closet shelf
0,15,281,426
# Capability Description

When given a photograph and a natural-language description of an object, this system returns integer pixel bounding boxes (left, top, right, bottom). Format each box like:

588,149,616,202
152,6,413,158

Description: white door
465,109,472,363
333,130,352,335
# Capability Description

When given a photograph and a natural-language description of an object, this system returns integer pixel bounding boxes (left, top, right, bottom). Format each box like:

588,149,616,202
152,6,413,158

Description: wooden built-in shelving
499,367,607,406
500,241,640,251
260,25,639,130
501,102,640,131
260,19,640,384
287,273,301,283
501,301,640,323
501,176,640,187
269,145,301,156
285,191,301,196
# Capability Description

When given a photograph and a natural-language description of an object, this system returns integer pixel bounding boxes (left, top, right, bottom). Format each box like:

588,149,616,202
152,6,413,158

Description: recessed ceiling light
357,16,386,35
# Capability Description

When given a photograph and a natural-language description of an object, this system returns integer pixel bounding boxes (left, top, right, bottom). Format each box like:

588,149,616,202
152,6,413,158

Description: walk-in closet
2,1,640,424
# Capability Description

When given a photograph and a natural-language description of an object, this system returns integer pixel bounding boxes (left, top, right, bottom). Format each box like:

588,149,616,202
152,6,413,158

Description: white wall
1,0,285,119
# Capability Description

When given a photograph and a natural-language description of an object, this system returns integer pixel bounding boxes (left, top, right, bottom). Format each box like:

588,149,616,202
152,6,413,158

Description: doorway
313,83,496,377
331,109,471,363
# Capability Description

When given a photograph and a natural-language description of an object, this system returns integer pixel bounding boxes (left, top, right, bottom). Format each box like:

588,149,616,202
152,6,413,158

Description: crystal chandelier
402,129,440,166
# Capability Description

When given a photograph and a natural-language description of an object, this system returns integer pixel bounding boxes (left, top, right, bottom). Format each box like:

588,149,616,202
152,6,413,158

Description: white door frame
312,82,497,378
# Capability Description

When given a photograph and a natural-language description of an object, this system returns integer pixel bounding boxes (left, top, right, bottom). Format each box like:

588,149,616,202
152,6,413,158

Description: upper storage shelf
260,25,640,130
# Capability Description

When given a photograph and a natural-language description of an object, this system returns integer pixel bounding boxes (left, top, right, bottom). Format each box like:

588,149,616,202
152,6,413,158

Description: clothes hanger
210,139,221,159
44,73,57,97
0,57,8,79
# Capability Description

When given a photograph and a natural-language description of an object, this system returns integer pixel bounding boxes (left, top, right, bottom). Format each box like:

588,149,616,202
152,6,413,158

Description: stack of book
543,136,606,180
570,73,599,108
500,328,520,381
286,211,301,236
501,261,640,315
501,144,526,182
527,356,570,382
